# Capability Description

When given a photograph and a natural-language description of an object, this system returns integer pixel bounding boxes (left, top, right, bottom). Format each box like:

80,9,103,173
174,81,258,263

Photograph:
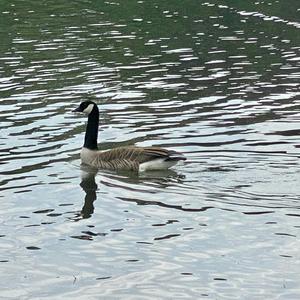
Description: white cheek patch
83,104,94,114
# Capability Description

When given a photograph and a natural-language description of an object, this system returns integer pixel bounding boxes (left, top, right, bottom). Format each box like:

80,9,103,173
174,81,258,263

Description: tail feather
166,151,186,161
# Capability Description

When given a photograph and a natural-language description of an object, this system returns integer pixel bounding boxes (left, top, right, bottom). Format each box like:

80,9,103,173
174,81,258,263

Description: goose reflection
73,165,186,220
98,170,216,213
80,170,98,219
70,166,98,221
99,168,186,194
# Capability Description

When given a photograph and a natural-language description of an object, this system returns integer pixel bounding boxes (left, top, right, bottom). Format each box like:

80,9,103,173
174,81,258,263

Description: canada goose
73,100,186,172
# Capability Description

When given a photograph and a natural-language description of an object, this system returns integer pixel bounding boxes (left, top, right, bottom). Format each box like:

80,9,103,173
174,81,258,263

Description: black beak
73,107,81,112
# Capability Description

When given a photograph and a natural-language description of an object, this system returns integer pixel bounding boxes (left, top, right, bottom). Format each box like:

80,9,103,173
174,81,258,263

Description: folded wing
96,146,186,171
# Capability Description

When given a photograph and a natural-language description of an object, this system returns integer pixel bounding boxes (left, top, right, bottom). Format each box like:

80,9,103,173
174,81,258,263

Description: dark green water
0,0,300,299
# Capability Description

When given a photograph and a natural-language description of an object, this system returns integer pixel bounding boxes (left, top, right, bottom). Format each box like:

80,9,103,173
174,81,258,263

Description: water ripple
0,0,300,299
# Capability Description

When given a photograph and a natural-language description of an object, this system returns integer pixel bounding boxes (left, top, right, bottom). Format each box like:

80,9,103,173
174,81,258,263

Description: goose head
73,101,97,115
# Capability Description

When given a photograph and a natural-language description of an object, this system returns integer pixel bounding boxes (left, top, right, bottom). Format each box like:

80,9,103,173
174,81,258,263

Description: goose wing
139,147,186,162
89,146,185,171
98,146,185,163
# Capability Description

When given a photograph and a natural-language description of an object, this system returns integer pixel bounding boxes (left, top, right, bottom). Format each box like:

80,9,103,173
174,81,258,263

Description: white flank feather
139,158,177,172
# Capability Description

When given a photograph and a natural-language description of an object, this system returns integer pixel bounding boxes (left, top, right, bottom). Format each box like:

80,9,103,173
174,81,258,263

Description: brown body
81,146,185,172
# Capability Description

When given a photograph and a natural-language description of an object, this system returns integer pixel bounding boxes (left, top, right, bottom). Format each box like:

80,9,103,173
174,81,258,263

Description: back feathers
81,146,186,171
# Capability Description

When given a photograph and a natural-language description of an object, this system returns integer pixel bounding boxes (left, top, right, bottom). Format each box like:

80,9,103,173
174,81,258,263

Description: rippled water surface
1,0,300,299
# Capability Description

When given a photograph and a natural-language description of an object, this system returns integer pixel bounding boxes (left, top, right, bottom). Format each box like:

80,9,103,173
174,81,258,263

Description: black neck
84,106,99,150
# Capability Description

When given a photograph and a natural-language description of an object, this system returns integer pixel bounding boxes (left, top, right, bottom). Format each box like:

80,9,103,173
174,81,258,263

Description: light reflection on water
1,0,300,299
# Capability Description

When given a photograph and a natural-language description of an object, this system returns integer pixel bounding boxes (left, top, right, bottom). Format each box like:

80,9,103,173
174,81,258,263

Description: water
1,0,300,299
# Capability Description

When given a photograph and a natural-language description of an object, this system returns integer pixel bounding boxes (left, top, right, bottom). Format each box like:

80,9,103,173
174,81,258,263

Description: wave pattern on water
0,0,300,299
